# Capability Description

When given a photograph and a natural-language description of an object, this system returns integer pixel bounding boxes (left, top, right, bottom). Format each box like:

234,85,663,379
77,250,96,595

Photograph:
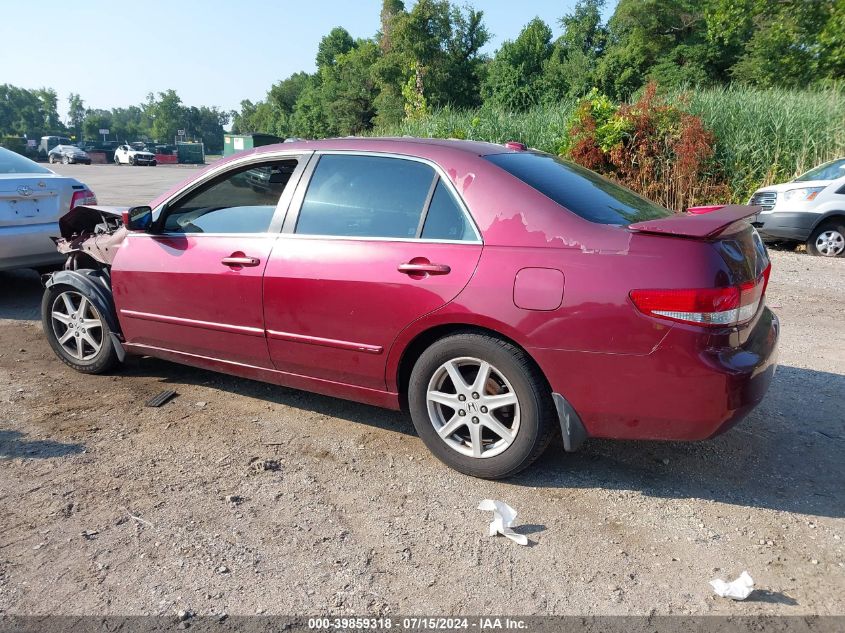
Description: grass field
379,86,845,203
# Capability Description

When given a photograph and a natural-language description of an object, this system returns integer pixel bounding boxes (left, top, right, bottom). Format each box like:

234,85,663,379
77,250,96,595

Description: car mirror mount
123,205,154,232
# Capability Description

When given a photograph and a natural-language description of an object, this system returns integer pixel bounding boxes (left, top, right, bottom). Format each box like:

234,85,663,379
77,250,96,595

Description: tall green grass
378,87,845,203
680,86,845,201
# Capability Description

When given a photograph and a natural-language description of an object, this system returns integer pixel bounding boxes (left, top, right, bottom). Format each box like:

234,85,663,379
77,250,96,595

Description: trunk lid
0,174,66,228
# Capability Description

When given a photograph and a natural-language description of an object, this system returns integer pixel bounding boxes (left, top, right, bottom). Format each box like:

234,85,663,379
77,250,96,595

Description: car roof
247,136,516,158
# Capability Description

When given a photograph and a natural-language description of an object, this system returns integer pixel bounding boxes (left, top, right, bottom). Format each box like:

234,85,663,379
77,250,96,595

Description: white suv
113,144,157,166
749,158,845,257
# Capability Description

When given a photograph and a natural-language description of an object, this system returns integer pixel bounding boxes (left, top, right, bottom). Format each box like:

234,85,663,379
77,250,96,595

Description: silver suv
749,158,845,257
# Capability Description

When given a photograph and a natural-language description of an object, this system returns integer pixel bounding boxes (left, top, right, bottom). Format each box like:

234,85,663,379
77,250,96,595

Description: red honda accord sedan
42,138,778,478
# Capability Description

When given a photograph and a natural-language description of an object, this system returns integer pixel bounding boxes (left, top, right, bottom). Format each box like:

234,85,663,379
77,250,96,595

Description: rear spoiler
628,205,761,239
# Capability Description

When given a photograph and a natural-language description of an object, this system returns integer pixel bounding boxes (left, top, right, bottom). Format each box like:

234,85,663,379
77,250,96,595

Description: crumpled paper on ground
710,571,755,600
478,499,528,546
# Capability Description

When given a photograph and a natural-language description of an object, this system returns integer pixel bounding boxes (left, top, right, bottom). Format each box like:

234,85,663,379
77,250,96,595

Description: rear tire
41,285,118,374
807,221,845,257
407,332,556,479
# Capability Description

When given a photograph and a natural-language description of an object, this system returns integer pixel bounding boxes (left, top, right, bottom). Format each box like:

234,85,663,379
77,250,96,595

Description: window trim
281,150,482,244
140,150,314,238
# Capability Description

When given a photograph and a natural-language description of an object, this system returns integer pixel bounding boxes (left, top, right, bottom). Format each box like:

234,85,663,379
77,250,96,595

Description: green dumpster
223,133,283,157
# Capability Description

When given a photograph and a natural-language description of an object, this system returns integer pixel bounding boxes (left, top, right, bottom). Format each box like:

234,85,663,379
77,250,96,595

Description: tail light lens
70,188,97,210
630,263,771,327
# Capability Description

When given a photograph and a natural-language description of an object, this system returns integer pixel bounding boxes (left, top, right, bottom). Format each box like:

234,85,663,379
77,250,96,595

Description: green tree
482,18,554,110
67,93,85,140
36,88,63,131
148,89,185,142
724,0,837,87
316,27,356,69
597,0,714,98
543,0,608,100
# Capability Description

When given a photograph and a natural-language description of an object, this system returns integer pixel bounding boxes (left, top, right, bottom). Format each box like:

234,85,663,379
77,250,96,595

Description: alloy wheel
50,291,104,361
426,356,520,458
815,230,844,257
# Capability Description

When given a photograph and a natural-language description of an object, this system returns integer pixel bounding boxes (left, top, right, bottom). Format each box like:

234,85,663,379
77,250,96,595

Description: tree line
3,0,842,153
0,86,229,153
232,0,845,139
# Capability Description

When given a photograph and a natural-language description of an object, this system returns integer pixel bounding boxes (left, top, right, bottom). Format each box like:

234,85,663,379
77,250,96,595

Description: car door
112,155,308,368
263,152,483,390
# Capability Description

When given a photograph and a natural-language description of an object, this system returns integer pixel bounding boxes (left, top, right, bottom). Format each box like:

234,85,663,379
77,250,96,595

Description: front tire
408,332,556,479
62,155,70,164
807,221,845,257
41,285,118,374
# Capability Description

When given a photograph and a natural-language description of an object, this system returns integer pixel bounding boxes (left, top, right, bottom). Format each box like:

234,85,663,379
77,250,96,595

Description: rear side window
296,155,434,238
485,152,672,226
421,180,476,241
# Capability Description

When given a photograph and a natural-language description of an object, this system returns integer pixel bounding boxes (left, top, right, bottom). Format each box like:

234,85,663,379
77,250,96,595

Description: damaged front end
43,205,130,359
53,205,128,270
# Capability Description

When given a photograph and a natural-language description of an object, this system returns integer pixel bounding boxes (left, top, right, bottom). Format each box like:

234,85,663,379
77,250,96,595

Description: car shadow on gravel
519,365,845,519
123,356,416,436
0,429,84,459
0,270,44,321
111,355,845,518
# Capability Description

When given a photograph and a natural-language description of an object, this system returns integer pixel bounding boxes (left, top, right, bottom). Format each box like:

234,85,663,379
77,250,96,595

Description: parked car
114,144,156,166
48,144,92,165
0,147,96,272
37,135,72,161
41,138,778,478
749,158,845,257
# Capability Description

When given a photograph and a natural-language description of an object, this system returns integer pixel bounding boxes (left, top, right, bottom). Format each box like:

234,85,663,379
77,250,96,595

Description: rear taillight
70,189,97,210
630,263,771,327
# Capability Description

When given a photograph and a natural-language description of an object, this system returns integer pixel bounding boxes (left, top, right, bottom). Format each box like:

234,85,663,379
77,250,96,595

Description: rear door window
295,154,435,239
485,152,672,226
421,180,476,241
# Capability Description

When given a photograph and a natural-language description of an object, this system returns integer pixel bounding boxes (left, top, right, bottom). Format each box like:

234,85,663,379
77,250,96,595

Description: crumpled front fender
44,269,125,360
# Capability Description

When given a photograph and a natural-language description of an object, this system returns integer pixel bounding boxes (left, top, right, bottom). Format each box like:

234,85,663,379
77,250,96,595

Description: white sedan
113,144,157,166
0,148,97,271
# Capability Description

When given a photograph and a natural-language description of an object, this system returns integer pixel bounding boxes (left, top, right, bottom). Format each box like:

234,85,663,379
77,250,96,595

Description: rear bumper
0,223,65,271
752,211,816,241
530,307,779,442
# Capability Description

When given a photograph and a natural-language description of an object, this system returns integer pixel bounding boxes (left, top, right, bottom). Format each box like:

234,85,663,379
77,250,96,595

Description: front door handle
398,262,451,275
221,255,260,267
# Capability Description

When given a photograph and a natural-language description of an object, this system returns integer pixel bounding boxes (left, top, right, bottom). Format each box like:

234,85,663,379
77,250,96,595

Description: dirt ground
0,165,843,618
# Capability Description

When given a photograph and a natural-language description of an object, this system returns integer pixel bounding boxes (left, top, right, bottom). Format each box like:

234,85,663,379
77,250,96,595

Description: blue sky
1,1,615,120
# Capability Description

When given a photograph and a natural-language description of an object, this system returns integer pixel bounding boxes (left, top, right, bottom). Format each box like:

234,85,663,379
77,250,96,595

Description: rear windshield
485,152,673,226
0,148,51,174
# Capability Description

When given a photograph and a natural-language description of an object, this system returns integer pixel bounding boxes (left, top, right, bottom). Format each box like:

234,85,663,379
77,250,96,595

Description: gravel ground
0,165,842,617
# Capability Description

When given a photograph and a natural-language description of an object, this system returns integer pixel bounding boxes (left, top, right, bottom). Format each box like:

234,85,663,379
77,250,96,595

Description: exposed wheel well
395,323,551,411
815,213,845,230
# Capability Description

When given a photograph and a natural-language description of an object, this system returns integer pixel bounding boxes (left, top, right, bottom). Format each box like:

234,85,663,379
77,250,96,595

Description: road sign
177,129,185,136
99,128,109,135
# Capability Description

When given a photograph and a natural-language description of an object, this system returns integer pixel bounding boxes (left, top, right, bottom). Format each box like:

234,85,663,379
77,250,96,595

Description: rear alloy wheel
129,156,135,166
408,333,555,479
48,154,56,164
807,222,845,257
42,286,118,374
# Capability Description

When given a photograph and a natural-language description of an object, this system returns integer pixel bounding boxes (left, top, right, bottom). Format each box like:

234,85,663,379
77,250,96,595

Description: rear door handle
221,255,260,267
398,262,451,275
